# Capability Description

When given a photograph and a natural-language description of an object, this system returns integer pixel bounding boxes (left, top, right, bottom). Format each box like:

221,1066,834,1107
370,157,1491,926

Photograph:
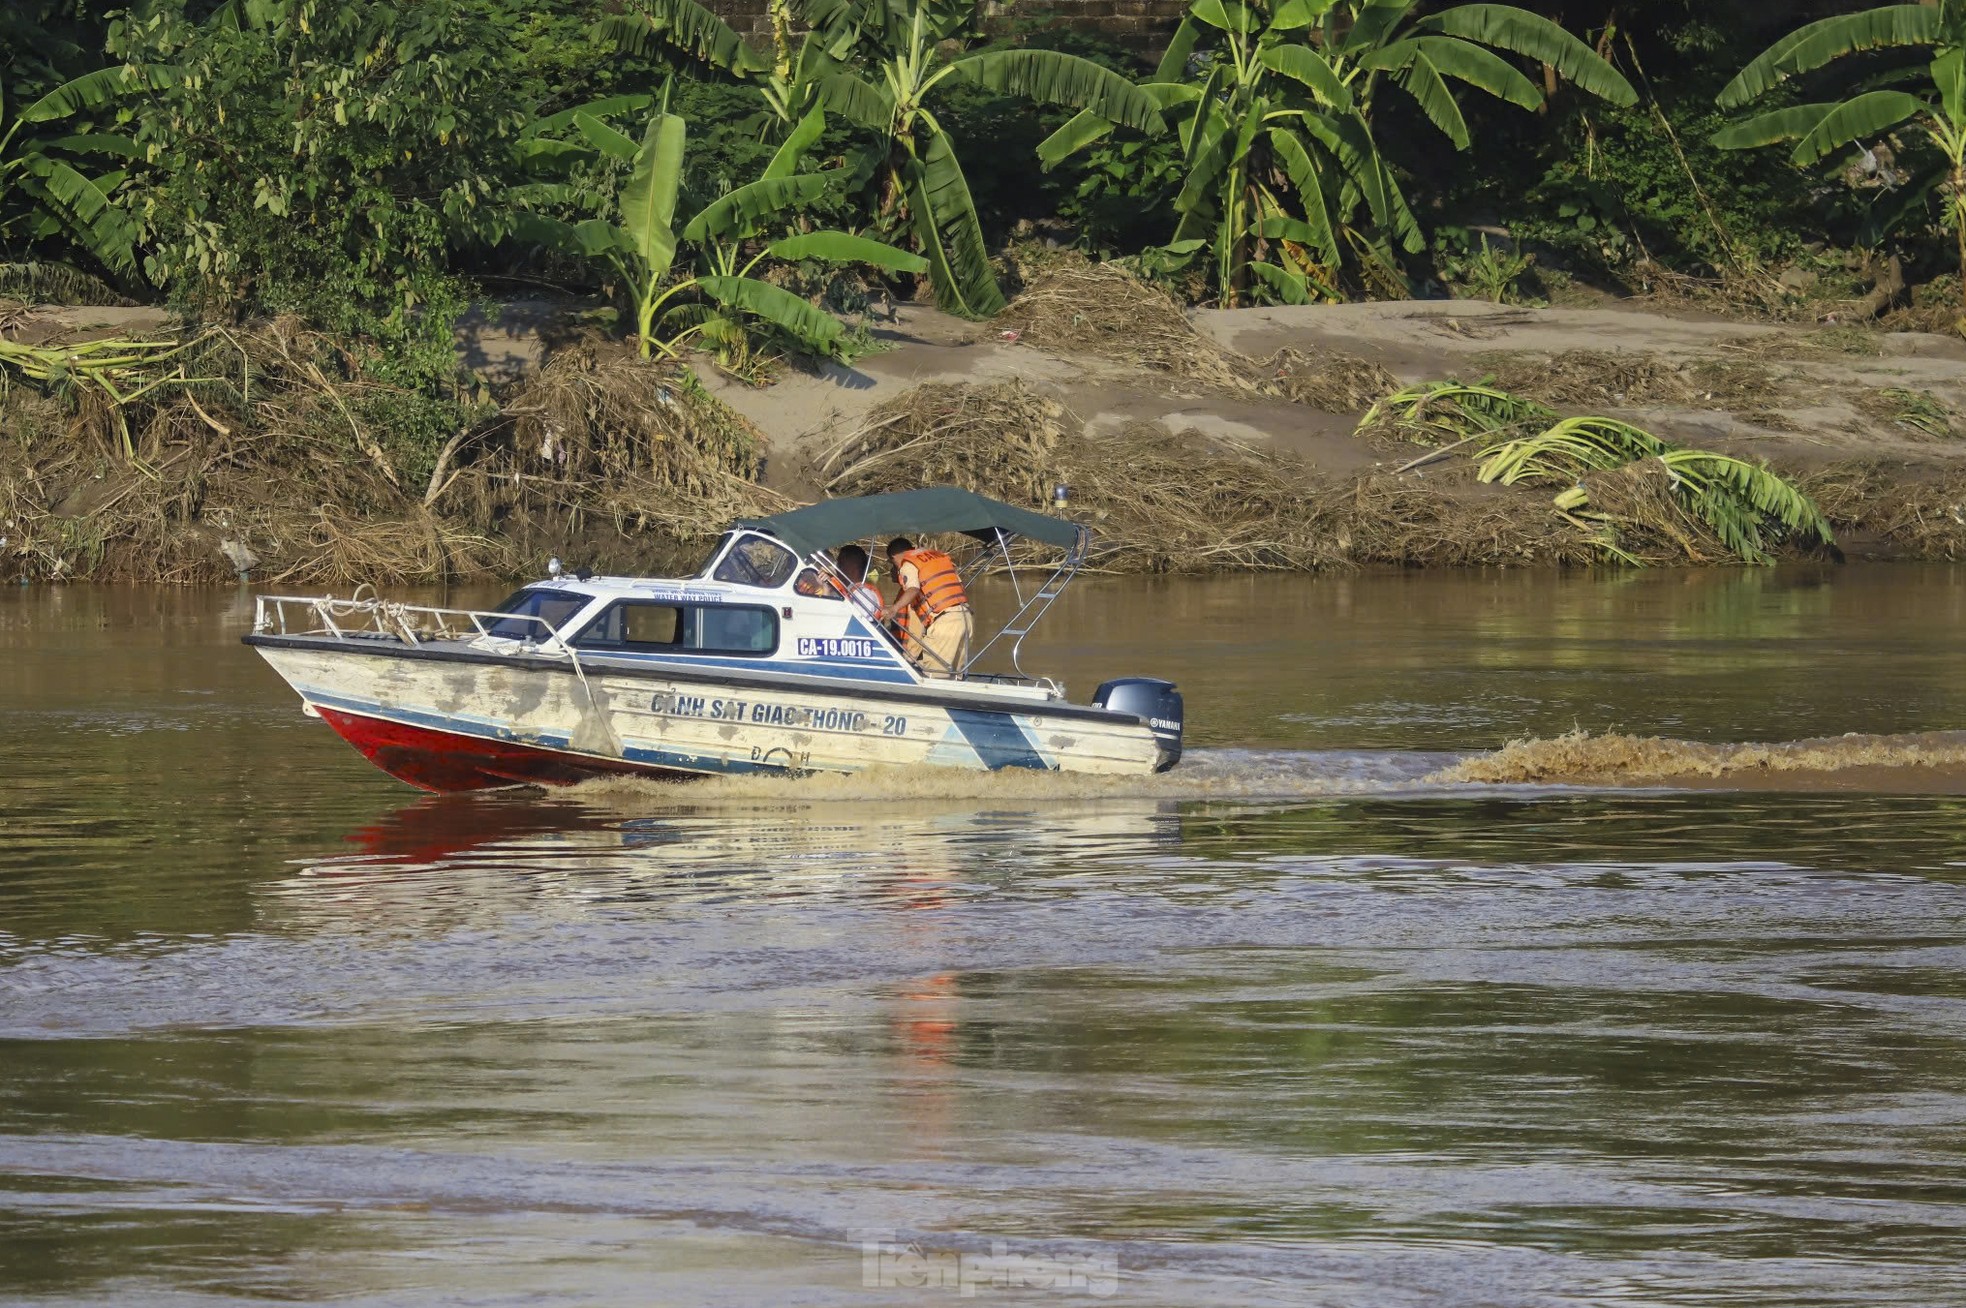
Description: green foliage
1058,133,1186,256
1359,380,1554,444
1502,97,1814,275
1712,1,1966,298
512,101,924,359
107,0,525,383
1434,229,1538,303
606,0,1164,316
1044,0,1634,306
0,48,154,276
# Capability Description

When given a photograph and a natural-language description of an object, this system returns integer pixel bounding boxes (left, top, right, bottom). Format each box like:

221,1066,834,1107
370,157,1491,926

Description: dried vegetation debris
1471,348,1786,420
814,379,1591,571
1265,348,1399,412
1801,462,1966,558
501,341,787,550
817,380,1332,570
1855,386,1957,439
999,249,1394,414
998,253,1252,393
1,324,773,584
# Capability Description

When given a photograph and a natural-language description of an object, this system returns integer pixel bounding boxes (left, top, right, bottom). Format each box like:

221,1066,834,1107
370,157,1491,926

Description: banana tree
0,64,154,274
512,105,925,359
1043,0,1634,306
1713,3,1966,314
598,0,1164,317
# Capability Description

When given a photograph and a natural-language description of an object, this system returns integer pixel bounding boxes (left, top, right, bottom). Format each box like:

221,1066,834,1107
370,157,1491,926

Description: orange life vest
896,548,968,623
829,575,881,620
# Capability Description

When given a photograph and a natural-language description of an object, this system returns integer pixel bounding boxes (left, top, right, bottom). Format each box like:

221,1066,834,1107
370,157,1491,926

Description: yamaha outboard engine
1094,677,1184,772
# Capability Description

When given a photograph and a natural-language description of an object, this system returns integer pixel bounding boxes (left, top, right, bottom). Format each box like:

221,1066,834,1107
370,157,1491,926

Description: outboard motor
1095,677,1184,772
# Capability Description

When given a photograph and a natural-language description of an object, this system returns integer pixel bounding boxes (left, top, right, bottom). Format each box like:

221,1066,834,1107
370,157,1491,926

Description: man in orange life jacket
881,537,972,678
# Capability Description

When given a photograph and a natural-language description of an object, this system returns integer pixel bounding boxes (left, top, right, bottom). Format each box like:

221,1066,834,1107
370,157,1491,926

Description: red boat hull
315,706,684,792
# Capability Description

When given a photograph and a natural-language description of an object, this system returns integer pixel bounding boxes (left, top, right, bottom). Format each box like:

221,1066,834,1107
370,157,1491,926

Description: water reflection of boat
336,793,615,866
280,789,1187,923
244,489,1184,792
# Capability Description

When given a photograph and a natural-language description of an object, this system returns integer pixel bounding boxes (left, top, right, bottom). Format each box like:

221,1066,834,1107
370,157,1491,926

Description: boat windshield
484,587,588,641
707,532,799,588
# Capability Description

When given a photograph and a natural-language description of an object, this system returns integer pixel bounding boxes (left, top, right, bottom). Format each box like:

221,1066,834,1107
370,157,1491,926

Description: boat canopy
735,488,1082,560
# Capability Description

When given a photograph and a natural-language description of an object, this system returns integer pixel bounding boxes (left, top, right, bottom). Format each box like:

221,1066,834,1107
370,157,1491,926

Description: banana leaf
1718,5,1938,108
682,171,835,244
619,113,686,276
593,1,769,76
1258,44,1354,110
767,231,928,273
697,274,846,352
1788,90,1927,163
1420,4,1636,106
949,49,1165,134
902,130,1006,317
574,111,639,163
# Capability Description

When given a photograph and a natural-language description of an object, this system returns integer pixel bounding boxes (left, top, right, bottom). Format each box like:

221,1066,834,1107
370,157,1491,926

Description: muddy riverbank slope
9,270,1966,584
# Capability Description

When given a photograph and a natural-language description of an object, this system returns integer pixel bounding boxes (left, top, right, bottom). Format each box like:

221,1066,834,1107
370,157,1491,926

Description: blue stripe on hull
942,709,1054,771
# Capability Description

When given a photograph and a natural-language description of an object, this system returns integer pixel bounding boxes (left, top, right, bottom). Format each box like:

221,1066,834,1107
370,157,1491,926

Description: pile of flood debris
1,311,778,584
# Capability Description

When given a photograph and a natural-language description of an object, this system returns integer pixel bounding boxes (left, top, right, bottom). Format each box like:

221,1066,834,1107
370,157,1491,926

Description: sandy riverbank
10,278,1966,583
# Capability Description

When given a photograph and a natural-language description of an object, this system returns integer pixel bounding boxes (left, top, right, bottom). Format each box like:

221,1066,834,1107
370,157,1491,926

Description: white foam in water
567,747,1468,808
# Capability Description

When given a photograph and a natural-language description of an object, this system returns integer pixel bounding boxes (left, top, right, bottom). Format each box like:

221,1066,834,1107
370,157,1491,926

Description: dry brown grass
1000,251,1253,392
1472,349,1786,420
1802,461,1966,558
495,339,789,552
817,380,1334,569
1574,460,1740,565
1263,348,1400,413
1000,248,1395,414
1,327,776,585
815,379,1605,571
1854,386,1956,440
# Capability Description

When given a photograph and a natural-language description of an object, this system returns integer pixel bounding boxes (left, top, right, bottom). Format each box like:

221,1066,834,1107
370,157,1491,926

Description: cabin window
575,601,683,648
711,533,798,588
573,601,779,656
485,588,588,641
691,604,779,653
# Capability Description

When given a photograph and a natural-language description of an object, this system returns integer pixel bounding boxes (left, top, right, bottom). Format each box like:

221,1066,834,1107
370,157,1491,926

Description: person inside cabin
833,544,883,624
794,546,882,620
881,537,972,678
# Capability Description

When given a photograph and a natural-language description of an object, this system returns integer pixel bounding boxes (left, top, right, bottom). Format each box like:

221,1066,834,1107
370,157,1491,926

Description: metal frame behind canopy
963,524,1089,680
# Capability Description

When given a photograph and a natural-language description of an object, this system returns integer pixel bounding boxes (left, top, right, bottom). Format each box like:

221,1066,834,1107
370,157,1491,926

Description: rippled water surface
5,568,1966,1306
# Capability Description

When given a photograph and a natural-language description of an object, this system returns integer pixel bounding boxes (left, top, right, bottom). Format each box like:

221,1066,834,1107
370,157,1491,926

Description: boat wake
1434,727,1966,790
565,746,1465,806
562,728,1966,806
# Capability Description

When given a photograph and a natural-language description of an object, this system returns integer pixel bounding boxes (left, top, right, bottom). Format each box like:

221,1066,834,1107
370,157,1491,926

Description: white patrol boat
244,488,1184,791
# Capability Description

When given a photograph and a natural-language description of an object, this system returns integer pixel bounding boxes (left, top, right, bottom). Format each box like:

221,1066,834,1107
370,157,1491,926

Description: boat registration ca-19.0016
649,690,905,736
795,636,881,659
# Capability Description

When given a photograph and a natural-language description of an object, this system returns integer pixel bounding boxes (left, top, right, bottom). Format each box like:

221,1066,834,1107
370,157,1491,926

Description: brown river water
5,566,1966,1305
